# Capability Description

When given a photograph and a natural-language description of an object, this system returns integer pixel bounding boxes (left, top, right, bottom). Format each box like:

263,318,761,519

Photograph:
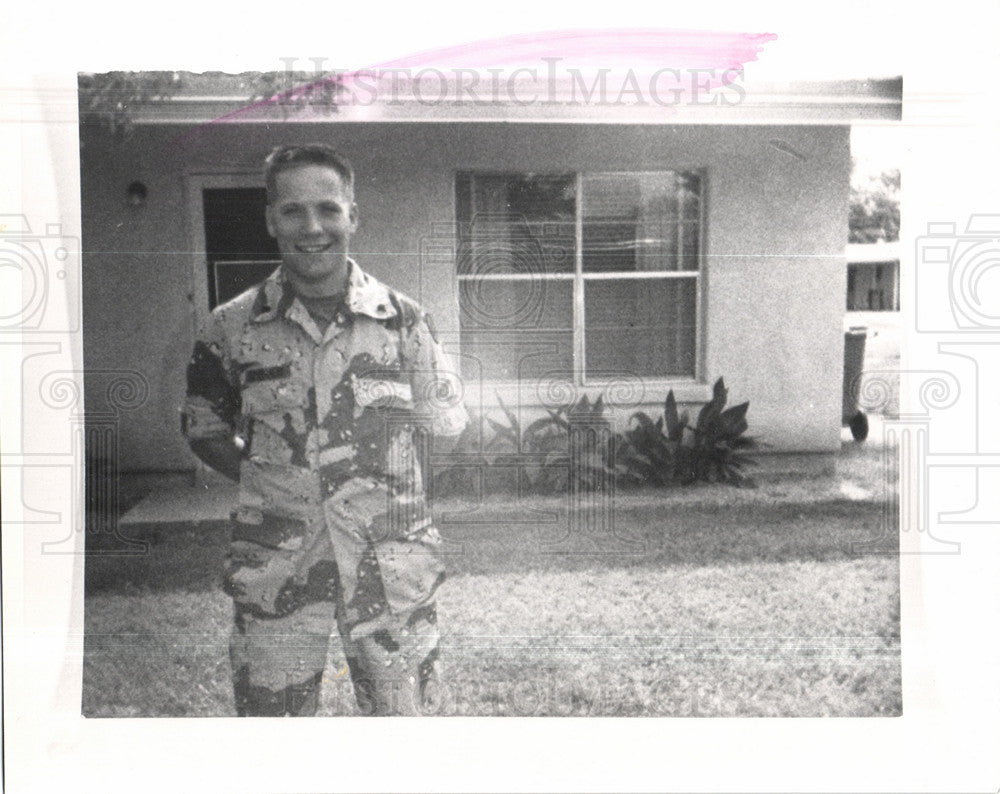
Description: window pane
456,173,576,275
584,278,697,378
459,279,573,381
582,172,701,273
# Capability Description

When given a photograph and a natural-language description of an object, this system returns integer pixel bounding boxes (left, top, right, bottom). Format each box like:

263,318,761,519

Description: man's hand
189,437,244,482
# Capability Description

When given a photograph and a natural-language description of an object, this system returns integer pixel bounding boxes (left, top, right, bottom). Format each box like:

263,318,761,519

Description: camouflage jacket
182,262,468,634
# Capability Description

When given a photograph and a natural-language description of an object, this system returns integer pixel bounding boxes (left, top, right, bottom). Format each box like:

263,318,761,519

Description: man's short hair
264,144,355,203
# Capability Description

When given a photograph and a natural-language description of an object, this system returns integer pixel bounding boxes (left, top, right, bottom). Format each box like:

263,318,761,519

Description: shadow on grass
85,499,896,596
85,520,229,595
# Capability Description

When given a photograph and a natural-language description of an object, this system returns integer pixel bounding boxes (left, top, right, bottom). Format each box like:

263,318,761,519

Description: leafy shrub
430,419,487,498
479,395,615,494
616,408,681,487
432,378,758,496
522,395,616,493
519,404,571,493
618,377,757,487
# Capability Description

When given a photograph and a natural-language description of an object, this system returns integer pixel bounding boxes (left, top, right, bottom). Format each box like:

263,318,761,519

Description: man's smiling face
265,163,358,295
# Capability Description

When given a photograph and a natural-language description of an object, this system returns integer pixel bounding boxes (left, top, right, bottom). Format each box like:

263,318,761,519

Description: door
186,173,281,332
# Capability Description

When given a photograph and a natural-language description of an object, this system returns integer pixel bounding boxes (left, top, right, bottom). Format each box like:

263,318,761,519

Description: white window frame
455,170,707,398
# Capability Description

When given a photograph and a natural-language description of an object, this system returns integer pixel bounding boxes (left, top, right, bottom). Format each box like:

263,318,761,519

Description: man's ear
264,206,277,238
349,202,359,232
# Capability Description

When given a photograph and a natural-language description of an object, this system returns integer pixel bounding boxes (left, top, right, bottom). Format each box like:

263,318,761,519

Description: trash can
842,325,869,441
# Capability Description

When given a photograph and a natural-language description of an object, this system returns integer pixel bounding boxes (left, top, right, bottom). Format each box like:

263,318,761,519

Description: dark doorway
202,187,281,309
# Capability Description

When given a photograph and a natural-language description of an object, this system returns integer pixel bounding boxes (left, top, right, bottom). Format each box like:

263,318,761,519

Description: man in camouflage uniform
182,144,468,716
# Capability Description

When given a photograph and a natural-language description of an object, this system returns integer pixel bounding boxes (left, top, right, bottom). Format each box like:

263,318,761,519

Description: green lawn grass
84,497,900,717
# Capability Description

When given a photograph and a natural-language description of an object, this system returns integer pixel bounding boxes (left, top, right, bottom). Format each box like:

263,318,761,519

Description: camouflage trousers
224,515,441,716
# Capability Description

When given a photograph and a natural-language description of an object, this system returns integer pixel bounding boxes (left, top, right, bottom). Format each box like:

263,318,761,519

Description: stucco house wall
80,121,848,472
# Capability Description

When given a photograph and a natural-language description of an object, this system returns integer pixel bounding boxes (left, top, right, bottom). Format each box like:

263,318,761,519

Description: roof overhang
118,72,902,126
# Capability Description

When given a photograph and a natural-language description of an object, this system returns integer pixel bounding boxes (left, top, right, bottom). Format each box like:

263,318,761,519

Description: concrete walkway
121,475,238,524
121,415,895,525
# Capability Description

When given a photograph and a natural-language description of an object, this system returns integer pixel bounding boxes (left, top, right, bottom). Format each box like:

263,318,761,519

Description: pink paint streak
369,28,776,70
175,28,776,139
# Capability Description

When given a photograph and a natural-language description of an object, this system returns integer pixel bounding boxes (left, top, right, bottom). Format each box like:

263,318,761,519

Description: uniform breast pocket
241,364,307,417
240,365,313,466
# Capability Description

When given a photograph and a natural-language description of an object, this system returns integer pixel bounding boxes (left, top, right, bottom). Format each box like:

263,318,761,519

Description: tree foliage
78,72,183,138
849,162,900,243
245,72,346,118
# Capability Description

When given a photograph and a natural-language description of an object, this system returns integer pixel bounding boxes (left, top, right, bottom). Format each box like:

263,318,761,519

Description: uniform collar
250,260,398,324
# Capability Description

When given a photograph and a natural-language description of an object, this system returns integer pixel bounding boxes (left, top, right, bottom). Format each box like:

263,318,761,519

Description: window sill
462,379,714,411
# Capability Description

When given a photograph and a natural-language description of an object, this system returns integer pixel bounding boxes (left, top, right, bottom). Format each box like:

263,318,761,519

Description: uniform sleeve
402,310,469,437
181,312,241,443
